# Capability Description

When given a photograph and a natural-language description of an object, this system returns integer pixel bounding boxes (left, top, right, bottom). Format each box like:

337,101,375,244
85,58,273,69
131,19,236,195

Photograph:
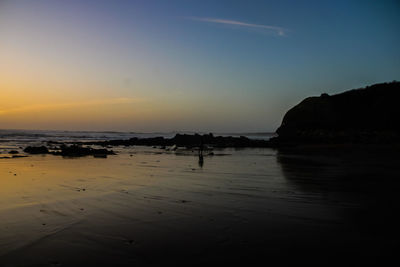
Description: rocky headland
270,81,400,146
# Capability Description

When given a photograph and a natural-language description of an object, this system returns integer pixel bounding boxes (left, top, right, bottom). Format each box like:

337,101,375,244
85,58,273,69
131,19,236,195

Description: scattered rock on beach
63,145,114,157
12,155,28,158
54,145,116,157
49,260,61,266
125,239,135,245
93,154,108,158
24,146,49,154
24,144,115,157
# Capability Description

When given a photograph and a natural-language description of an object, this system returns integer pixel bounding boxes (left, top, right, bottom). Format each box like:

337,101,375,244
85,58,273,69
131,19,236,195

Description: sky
0,0,399,132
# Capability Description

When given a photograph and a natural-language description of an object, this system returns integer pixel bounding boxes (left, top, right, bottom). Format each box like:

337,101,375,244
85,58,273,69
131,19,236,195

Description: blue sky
0,0,399,132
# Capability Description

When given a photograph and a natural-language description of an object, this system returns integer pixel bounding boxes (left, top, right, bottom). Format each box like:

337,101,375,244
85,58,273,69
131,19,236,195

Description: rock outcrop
53,145,116,157
72,133,270,148
24,145,115,157
274,81,400,144
24,146,49,154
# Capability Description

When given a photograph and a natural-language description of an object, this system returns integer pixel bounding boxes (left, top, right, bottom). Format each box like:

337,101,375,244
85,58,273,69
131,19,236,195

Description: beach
1,138,399,266
2,1,399,265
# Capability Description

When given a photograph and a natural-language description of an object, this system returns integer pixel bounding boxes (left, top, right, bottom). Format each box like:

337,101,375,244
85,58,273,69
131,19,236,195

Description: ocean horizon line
0,128,276,136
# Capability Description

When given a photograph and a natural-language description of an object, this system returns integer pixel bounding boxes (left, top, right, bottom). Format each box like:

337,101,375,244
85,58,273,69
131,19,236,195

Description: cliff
274,81,400,144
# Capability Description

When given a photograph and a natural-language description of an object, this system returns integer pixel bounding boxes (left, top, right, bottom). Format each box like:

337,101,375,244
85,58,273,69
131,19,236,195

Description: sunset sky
1,0,399,132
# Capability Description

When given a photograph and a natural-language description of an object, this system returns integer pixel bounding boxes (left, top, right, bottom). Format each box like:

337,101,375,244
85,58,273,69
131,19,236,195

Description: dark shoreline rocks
23,134,270,158
53,145,116,157
24,145,115,157
24,146,49,154
70,133,271,148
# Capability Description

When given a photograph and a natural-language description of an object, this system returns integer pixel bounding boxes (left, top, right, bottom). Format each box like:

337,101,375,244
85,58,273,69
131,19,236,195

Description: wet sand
1,146,399,266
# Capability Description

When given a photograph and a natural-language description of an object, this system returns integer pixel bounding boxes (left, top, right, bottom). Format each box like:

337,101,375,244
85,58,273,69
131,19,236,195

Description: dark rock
24,146,49,154
68,133,270,148
47,141,61,145
275,81,400,144
93,154,108,158
126,239,135,245
52,145,115,157
8,150,19,154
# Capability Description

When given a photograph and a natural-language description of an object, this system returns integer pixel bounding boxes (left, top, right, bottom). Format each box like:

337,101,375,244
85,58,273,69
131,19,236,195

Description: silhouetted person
198,138,204,167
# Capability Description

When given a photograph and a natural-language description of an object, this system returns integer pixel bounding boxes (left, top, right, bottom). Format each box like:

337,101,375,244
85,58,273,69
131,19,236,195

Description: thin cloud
189,17,287,36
